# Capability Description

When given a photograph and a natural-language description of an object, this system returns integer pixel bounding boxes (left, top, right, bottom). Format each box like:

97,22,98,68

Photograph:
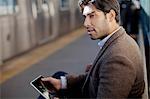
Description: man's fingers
41,76,61,90
41,77,52,82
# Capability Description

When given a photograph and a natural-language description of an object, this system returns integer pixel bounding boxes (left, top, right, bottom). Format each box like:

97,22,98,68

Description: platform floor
0,28,100,99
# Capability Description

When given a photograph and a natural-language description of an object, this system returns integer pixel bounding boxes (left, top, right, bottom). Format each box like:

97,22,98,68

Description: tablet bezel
30,75,50,99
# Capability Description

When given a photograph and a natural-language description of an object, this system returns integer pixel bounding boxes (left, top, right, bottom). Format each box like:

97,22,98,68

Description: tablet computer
30,75,51,99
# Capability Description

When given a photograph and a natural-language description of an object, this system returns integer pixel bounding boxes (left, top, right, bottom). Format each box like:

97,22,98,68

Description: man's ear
106,9,116,22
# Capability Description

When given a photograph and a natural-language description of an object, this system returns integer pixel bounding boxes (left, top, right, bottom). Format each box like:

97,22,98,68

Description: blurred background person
119,0,140,40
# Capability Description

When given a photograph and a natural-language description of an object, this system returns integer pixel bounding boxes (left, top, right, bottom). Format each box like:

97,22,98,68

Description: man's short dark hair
79,0,120,23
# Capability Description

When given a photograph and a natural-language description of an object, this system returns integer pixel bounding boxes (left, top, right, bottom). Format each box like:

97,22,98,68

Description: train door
0,24,2,65
0,0,18,60
32,0,52,44
59,0,71,35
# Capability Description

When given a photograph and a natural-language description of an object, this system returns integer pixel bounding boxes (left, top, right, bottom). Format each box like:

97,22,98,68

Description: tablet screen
30,75,50,99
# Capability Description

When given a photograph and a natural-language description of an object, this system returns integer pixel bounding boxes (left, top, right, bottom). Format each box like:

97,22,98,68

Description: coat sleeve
60,74,87,98
96,55,136,98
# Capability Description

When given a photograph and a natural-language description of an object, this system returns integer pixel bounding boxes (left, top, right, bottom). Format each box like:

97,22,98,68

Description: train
140,0,150,97
0,0,83,64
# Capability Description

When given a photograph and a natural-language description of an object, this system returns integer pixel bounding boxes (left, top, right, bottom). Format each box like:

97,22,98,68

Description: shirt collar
98,26,121,49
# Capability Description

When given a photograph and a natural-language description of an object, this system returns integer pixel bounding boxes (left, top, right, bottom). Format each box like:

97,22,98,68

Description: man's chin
90,36,106,40
88,34,99,40
90,37,97,40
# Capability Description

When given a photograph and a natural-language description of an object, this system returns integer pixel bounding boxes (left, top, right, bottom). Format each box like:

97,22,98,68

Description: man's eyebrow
86,11,95,16
88,11,95,15
83,11,95,17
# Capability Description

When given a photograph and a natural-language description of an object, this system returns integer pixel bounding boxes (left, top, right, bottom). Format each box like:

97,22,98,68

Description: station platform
0,28,86,84
0,28,100,99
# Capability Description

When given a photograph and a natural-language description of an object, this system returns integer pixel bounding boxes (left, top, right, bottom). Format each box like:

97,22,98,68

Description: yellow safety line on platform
0,28,86,84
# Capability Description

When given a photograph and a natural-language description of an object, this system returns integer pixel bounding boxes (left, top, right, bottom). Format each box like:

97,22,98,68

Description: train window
60,0,69,11
42,0,47,4
42,0,49,12
0,0,18,15
31,0,38,19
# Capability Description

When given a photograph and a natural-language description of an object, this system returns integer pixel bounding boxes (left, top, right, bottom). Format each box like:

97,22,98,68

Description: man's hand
41,77,61,91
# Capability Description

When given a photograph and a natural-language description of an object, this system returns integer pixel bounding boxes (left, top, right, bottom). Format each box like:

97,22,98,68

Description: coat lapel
82,27,125,91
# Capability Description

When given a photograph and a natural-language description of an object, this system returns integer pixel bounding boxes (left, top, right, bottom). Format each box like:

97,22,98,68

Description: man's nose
84,17,91,27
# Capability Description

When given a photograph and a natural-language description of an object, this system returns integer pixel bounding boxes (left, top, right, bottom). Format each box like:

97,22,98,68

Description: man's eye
89,14,94,18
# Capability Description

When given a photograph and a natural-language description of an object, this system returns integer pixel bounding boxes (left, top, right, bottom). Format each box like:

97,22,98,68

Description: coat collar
94,26,124,66
98,26,122,49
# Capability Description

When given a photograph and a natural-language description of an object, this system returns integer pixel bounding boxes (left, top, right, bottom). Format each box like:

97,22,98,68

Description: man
42,0,145,98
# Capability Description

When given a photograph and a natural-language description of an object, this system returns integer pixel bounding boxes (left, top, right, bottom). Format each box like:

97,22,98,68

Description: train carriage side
0,0,18,62
0,0,83,65
140,0,150,97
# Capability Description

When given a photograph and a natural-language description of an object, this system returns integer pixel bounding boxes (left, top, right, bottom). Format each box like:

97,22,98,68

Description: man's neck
108,23,120,35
